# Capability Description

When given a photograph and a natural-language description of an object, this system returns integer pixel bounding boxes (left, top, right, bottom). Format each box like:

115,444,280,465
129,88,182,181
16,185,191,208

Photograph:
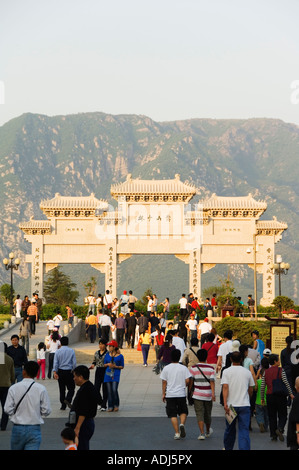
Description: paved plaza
0,320,289,453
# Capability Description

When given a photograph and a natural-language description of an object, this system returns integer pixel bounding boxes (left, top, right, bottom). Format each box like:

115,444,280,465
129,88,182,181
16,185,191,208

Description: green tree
272,295,295,314
0,283,14,304
140,288,153,305
43,267,79,305
203,285,226,299
83,276,97,296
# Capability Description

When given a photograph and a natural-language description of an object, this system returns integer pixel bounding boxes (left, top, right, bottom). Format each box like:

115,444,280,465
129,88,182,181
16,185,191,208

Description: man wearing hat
263,348,272,358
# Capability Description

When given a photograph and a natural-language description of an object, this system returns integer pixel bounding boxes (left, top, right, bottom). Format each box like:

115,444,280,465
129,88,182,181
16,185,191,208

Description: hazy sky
1,0,299,127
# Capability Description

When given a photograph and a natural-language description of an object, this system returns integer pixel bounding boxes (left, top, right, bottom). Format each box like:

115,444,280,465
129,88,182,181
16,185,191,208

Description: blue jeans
11,424,41,450
14,367,23,383
224,406,251,450
255,404,269,431
106,381,120,410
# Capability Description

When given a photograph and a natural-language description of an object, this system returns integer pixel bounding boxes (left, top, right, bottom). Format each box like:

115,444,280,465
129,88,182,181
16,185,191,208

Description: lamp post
3,252,20,316
269,255,290,297
269,255,290,317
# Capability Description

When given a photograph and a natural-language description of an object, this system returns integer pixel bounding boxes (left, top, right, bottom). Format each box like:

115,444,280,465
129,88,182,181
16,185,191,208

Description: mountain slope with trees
0,112,298,303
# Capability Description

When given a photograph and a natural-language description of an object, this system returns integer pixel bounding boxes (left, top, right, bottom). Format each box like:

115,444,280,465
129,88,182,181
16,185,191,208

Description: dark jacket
137,315,149,334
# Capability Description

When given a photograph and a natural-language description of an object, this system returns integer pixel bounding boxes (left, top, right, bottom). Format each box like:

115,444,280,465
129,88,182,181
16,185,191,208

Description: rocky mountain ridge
0,112,298,303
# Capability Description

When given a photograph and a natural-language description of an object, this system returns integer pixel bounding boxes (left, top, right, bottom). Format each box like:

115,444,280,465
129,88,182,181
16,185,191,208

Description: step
74,347,157,365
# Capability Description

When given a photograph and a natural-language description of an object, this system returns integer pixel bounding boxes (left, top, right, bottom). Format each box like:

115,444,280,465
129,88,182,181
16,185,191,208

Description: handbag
105,295,112,309
189,360,211,405
272,368,288,396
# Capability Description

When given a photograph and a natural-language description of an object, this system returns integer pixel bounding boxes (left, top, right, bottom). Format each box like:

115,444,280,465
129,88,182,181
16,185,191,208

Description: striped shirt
190,363,215,401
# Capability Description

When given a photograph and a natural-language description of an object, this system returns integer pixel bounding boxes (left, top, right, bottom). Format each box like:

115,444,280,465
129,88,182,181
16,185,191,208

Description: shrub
215,316,270,347
39,304,88,320
0,314,11,330
272,296,295,313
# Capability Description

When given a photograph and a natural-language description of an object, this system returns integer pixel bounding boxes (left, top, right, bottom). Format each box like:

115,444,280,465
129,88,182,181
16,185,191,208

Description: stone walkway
0,319,289,451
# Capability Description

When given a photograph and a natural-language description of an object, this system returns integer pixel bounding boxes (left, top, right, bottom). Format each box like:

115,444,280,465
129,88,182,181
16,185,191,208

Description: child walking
36,342,46,380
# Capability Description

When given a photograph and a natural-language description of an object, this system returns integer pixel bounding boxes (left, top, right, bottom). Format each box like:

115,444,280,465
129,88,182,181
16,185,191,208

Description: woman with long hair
47,330,61,379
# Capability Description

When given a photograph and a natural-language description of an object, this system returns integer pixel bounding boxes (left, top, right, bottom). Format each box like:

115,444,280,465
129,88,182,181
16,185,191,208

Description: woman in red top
153,324,165,361
202,333,219,367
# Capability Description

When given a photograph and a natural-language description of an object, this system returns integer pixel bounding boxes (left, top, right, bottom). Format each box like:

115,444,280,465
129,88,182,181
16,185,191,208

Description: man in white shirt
53,313,63,331
197,318,212,346
87,294,96,314
170,330,186,362
13,295,23,318
186,313,198,341
99,312,112,343
221,350,255,450
216,329,233,373
146,296,154,318
160,348,192,440
179,294,188,320
4,360,51,450
103,290,113,314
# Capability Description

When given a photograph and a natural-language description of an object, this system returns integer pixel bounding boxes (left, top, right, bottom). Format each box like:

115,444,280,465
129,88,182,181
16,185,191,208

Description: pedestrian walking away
53,313,63,331
46,330,61,379
126,311,137,348
115,312,127,349
160,348,192,440
53,336,76,410
4,360,51,450
27,300,38,335
169,330,186,363
221,350,255,450
260,353,294,442
189,348,216,440
99,311,112,344
87,311,98,343
36,342,46,380
139,329,151,366
287,376,299,450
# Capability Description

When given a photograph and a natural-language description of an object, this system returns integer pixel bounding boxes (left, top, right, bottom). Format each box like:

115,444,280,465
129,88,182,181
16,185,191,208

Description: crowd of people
1,288,299,451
